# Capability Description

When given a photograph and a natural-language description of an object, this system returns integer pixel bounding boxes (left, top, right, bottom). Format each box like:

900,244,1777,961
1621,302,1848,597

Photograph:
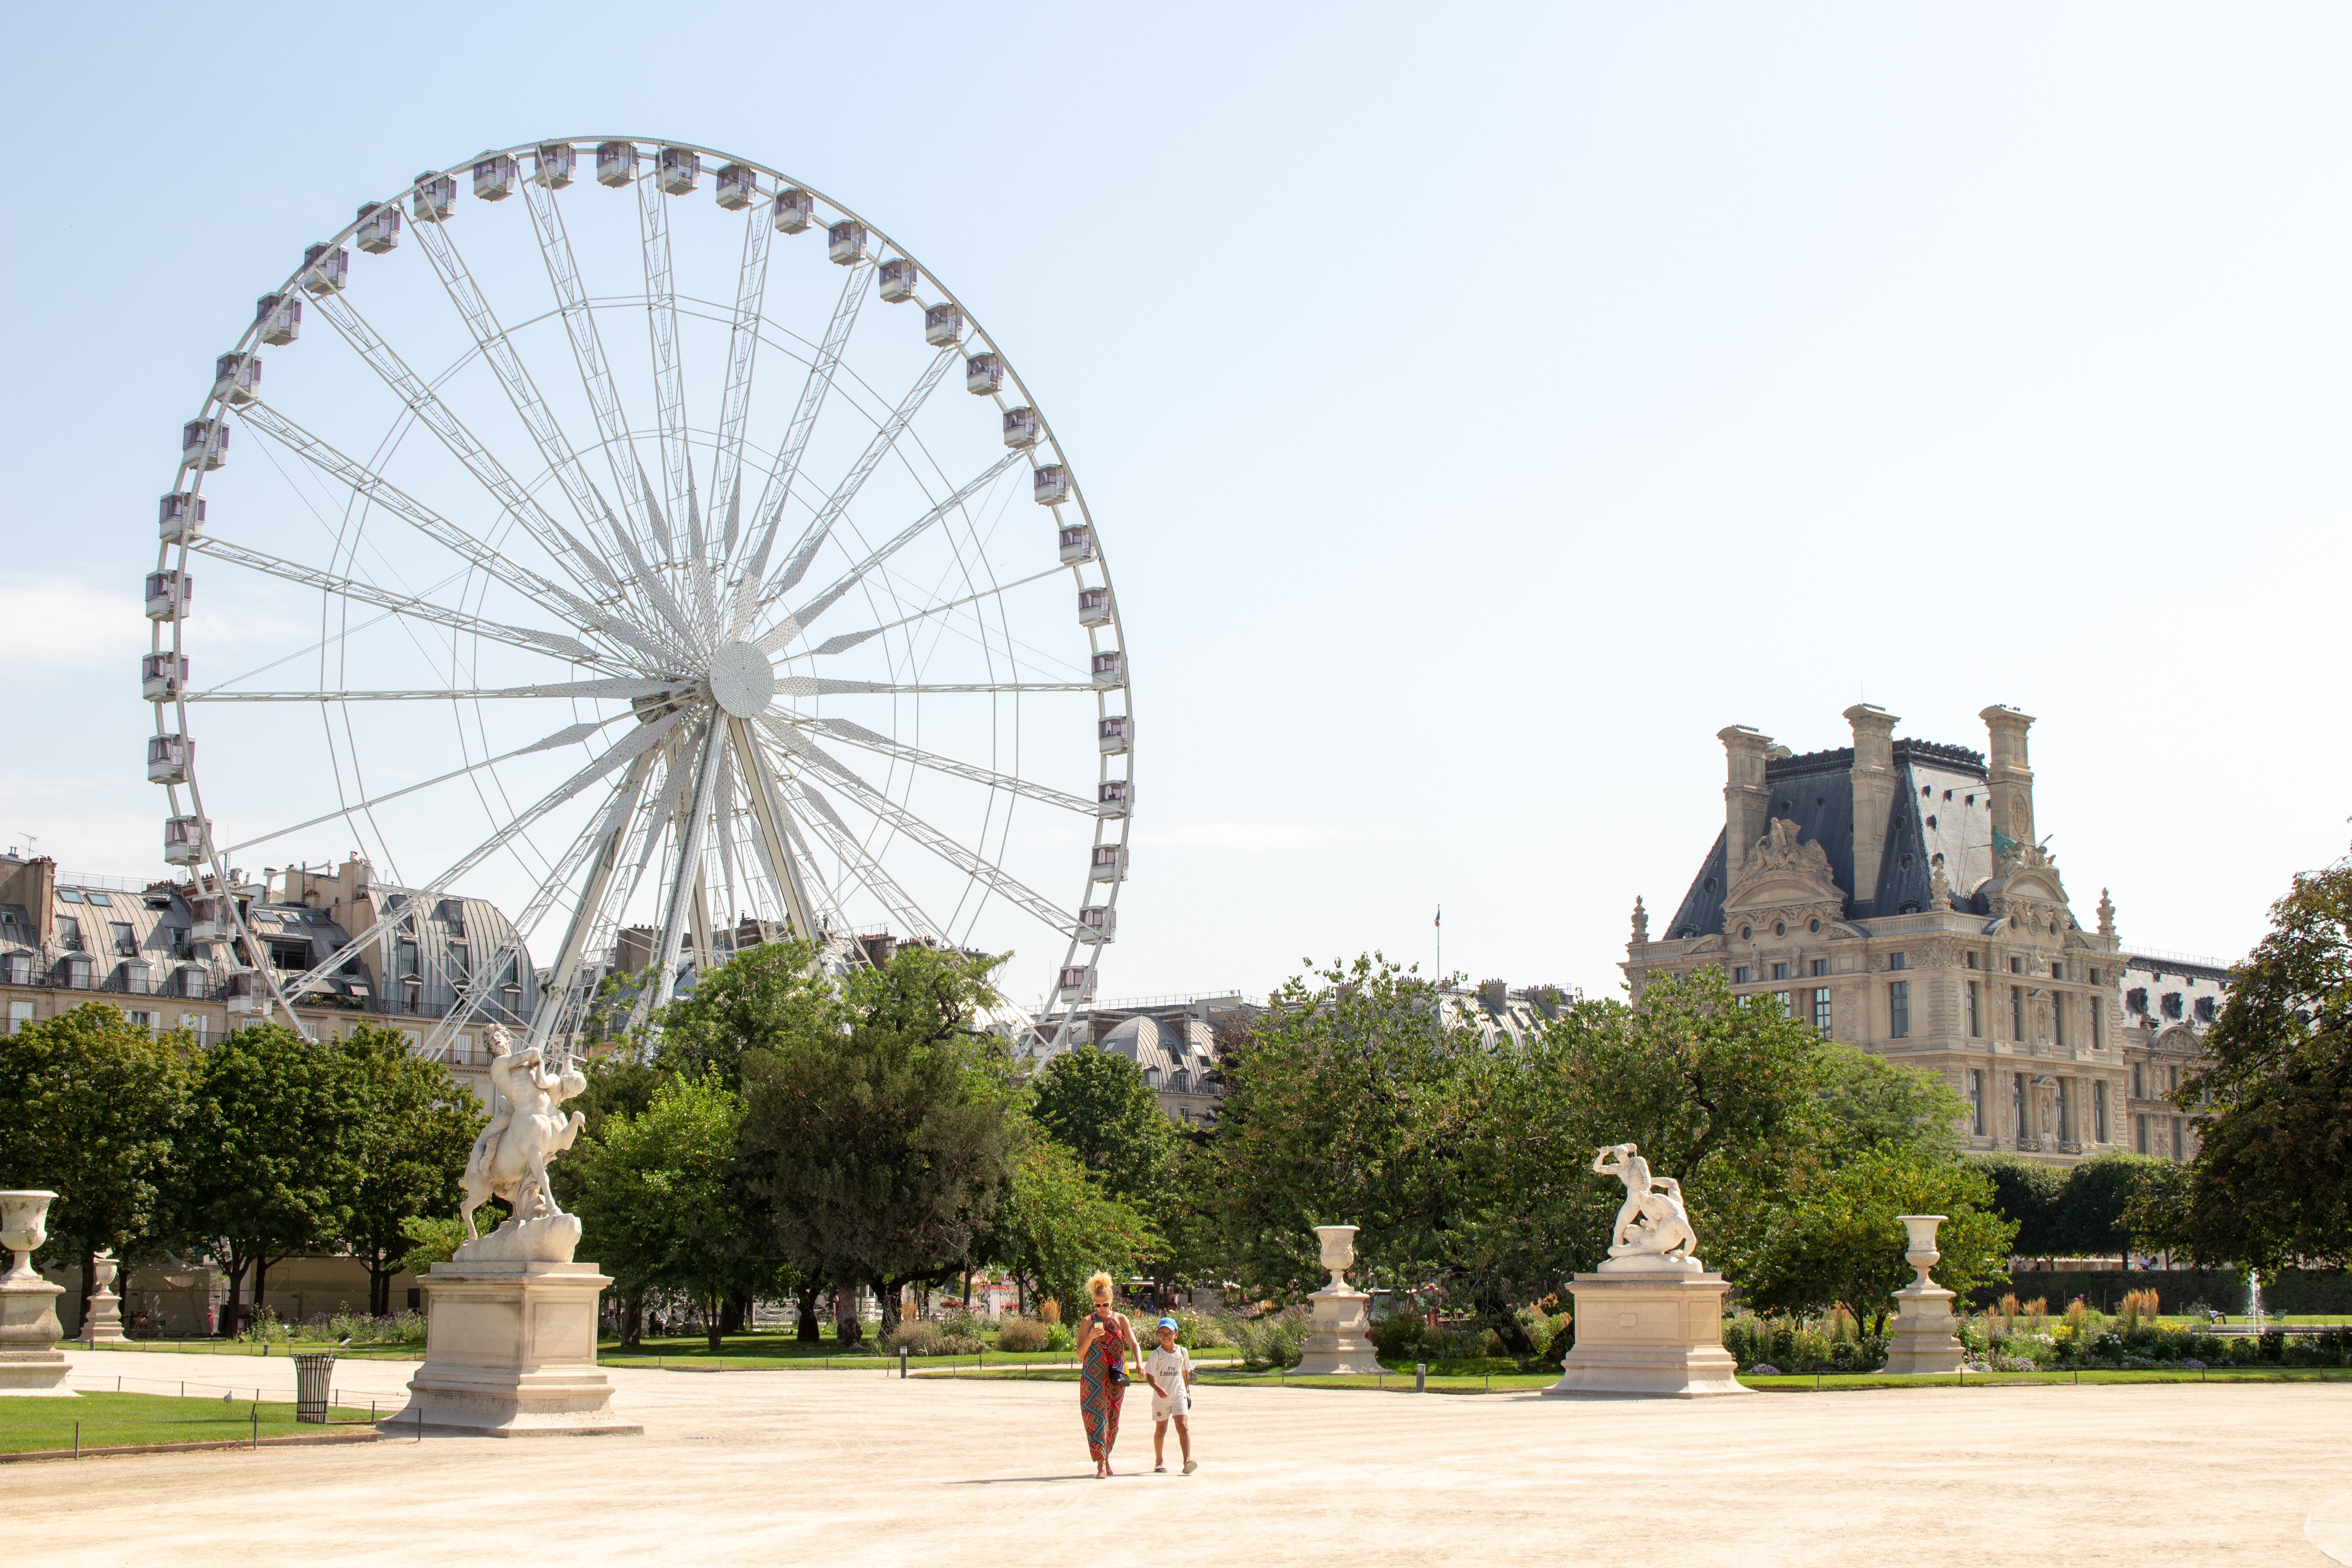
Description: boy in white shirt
1144,1317,1197,1474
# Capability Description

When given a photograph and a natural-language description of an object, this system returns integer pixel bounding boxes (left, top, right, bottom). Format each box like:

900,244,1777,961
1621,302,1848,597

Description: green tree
570,1073,784,1351
1496,969,1845,1302
1743,1142,2018,1332
1973,1154,2067,1262
2137,850,2352,1270
735,943,1017,1344
652,939,830,1091
170,1023,368,1333
1812,1041,1971,1163
984,1123,1160,1316
1029,1044,1177,1205
337,1024,484,1316
1208,955,1481,1318
0,1003,193,1322
2053,1152,2167,1266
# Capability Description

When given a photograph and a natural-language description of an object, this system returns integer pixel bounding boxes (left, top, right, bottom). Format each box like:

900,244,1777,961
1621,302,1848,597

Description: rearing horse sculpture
460,1026,588,1242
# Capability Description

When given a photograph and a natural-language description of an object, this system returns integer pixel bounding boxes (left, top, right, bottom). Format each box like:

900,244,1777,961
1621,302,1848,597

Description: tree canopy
2129,849,2352,1270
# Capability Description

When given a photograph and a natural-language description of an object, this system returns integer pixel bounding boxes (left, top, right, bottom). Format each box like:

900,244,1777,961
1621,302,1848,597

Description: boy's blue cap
1158,1317,1179,1330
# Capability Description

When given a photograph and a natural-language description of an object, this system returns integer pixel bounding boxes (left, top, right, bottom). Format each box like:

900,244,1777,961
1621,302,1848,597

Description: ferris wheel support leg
525,753,655,1058
637,730,727,1027
729,716,817,945
689,863,715,986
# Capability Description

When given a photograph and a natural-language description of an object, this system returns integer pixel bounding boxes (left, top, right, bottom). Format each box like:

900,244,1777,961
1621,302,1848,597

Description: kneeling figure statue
1594,1142,1698,1271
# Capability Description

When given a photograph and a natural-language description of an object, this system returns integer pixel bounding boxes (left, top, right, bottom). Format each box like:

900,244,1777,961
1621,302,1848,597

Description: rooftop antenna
20,833,37,860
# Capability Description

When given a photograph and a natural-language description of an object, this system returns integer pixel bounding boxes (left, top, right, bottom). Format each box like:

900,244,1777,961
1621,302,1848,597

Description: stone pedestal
82,1250,127,1345
0,1191,74,1397
1544,1265,1749,1399
380,1260,638,1437
1881,1214,1964,1375
1292,1223,1384,1377
1294,1284,1382,1376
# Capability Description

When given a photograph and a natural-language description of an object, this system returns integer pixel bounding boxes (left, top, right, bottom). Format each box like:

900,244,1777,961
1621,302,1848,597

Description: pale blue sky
3,4,2346,1004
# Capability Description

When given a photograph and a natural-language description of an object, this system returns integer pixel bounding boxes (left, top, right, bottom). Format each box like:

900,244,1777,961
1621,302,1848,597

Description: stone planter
0,1191,74,1396
83,1249,128,1345
1293,1225,1383,1377
1882,1213,1964,1375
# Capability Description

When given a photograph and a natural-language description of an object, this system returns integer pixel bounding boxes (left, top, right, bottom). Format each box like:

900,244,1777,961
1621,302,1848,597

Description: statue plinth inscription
1543,1145,1749,1400
381,1030,638,1437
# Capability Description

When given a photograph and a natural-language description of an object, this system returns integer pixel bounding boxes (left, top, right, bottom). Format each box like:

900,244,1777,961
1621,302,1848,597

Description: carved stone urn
83,1250,128,1345
0,1191,74,1396
1293,1224,1382,1376
1882,1213,1963,1375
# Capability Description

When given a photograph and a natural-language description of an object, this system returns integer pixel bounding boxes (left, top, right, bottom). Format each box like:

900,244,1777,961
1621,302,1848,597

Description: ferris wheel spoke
755,347,959,616
309,287,625,597
620,724,707,903
806,564,1065,657
214,711,634,858
777,774,944,944
710,207,774,562
183,676,679,703
725,716,816,941
420,764,641,1055
756,451,1027,652
766,725,1073,937
735,260,870,586
188,536,598,663
779,676,1098,696
521,180,660,559
235,401,602,635
637,171,691,564
639,723,728,1018
274,706,690,1003
513,747,655,1051
796,717,1098,813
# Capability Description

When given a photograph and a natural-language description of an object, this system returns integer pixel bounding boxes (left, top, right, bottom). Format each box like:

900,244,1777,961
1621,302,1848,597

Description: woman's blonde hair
1085,1271,1114,1300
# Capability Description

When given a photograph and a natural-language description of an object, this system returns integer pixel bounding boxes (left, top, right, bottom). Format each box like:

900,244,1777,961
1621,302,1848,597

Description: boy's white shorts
1152,1389,1191,1421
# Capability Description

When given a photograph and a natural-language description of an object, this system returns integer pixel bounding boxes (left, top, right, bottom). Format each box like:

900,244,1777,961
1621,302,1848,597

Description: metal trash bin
292,1352,336,1424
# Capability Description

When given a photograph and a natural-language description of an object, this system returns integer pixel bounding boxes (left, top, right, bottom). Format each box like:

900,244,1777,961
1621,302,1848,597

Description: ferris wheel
145,137,1130,1053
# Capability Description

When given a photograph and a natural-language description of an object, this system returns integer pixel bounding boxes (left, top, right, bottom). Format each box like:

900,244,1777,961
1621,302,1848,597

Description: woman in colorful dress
1073,1270,1141,1478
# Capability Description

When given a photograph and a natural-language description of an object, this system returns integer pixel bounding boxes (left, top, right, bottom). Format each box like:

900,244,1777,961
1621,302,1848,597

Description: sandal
1182,1460,1198,1475
1154,1463,1167,1473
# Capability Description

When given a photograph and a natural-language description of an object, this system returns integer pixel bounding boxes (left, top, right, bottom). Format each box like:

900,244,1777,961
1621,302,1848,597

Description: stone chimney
1719,726,1773,872
1980,706,2037,848
0,855,55,946
1845,705,1899,908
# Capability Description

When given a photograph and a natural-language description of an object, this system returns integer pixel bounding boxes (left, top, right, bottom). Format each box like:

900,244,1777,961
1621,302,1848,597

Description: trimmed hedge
1972,1269,2352,1316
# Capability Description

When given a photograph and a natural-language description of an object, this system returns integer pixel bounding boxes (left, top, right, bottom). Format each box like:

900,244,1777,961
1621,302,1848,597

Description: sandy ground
10,1346,2352,1566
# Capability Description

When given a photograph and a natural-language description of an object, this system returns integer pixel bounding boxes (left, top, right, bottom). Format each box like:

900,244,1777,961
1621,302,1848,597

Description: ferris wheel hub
706,639,776,718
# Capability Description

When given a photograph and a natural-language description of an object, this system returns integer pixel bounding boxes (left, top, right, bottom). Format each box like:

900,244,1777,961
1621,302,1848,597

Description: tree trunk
706,1294,724,1354
720,1289,749,1336
217,1247,249,1338
795,1281,822,1343
252,1253,276,1329
619,1289,644,1347
873,1275,900,1340
833,1277,864,1348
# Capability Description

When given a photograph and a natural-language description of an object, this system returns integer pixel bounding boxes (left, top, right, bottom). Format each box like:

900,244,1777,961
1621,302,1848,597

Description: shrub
994,1318,1052,1353
1037,1299,1062,1326
884,1320,981,1356
1230,1306,1311,1369
1170,1308,1226,1350
1372,1313,1439,1364
1044,1323,1073,1352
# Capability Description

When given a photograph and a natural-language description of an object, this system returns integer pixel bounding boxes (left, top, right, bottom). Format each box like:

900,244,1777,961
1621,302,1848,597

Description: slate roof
1662,738,1999,938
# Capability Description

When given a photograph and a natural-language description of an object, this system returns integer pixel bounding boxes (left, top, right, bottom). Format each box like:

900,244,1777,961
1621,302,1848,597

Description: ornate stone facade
1624,704,2209,1169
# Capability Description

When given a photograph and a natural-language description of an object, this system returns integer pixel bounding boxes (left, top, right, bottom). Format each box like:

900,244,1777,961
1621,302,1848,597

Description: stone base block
379,1261,638,1438
1544,1269,1749,1399
1882,1286,1964,1375
1294,1285,1384,1377
0,1349,76,1396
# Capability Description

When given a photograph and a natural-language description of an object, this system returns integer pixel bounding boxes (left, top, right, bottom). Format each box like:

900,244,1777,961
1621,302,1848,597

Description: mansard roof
1661,738,2004,940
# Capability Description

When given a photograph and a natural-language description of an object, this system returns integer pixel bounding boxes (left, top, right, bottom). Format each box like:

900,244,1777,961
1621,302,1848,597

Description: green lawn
83,1339,424,1360
0,1392,380,1456
1743,1366,2352,1391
